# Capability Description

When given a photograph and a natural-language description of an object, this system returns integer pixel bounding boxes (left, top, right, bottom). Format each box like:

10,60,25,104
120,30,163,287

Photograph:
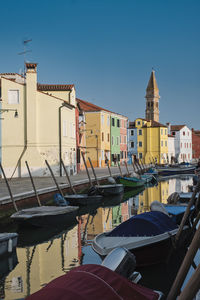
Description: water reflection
2,175,194,299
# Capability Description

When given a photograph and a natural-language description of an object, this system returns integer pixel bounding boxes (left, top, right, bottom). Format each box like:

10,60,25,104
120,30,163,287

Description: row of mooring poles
166,179,200,300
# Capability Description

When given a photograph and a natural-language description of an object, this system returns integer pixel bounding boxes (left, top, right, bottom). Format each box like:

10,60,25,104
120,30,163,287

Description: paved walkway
0,166,128,205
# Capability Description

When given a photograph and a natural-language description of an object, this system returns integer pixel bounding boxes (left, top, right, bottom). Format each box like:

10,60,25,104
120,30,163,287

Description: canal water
0,175,199,299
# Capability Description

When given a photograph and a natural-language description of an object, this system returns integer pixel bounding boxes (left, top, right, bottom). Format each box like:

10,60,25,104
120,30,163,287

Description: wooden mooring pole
117,161,123,177
178,263,200,300
88,157,99,185
124,160,130,176
0,163,18,211
81,152,93,188
25,161,41,206
61,159,76,195
45,160,64,198
106,161,112,177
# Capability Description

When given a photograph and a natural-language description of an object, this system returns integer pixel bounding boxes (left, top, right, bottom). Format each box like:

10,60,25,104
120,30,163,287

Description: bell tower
145,70,160,122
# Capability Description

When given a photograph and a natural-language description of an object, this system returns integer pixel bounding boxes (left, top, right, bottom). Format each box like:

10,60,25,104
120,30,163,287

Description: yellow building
0,63,76,177
135,118,168,164
77,99,111,168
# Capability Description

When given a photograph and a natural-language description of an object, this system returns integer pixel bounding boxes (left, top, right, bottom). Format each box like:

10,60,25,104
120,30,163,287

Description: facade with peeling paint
0,63,76,177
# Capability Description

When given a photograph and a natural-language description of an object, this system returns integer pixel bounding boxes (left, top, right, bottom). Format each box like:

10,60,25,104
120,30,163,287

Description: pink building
120,117,128,164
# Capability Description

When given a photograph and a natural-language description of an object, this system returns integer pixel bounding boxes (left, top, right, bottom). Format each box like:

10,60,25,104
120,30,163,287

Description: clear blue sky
0,0,199,129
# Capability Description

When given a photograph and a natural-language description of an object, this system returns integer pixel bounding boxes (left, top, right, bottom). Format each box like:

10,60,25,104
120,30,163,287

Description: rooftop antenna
18,38,32,80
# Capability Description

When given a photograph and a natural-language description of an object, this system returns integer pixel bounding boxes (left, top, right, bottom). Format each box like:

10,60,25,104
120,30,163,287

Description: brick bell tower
145,69,160,122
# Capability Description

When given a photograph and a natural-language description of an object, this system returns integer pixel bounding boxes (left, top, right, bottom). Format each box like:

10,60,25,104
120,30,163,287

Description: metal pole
25,161,41,206
45,160,64,197
61,159,76,194
88,157,99,185
81,152,93,188
0,163,18,211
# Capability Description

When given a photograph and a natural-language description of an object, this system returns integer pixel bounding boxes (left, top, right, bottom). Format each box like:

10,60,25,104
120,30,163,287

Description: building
77,98,128,168
192,128,200,160
166,123,175,163
127,121,138,164
0,63,76,177
135,118,168,164
170,125,192,163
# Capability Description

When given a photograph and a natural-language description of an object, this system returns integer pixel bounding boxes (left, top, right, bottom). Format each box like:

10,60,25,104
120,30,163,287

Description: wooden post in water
61,159,76,194
124,160,130,176
81,152,93,188
166,222,200,300
132,161,137,173
25,161,41,206
88,157,99,185
106,160,112,177
117,161,123,177
45,160,64,198
178,263,200,300
175,180,200,243
0,163,18,211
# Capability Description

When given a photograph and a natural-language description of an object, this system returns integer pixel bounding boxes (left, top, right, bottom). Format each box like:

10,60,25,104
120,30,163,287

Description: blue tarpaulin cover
107,211,178,237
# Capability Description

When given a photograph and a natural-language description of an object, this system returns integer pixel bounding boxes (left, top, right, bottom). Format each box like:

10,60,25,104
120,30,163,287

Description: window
112,118,115,126
139,141,142,147
165,129,167,135
165,141,167,147
172,132,175,136
112,136,114,145
101,115,104,125
125,151,127,159
102,132,104,141
107,133,109,142
181,143,182,148
117,119,120,127
120,151,123,159
107,116,110,126
124,136,127,144
8,90,19,104
139,153,142,159
116,136,119,145
131,141,134,148
138,129,142,135
137,121,141,125
161,141,163,147
161,129,163,135
131,130,134,136
117,154,120,161
183,131,185,136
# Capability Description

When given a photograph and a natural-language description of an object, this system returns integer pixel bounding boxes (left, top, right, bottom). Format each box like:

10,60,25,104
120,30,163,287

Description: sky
0,0,199,129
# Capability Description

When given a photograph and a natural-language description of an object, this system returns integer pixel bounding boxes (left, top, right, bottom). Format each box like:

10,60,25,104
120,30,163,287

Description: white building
170,124,192,163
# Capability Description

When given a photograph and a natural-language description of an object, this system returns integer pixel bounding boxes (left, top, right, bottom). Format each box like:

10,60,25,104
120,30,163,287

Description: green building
110,113,120,166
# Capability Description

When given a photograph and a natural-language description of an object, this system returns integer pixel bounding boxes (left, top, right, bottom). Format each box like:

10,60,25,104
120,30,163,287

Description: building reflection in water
3,226,79,299
2,176,194,299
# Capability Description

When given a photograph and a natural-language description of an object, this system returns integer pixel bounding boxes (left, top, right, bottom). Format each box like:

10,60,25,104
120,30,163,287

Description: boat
95,183,124,196
118,175,146,189
92,202,194,267
26,247,163,300
64,193,103,206
10,205,79,228
0,233,18,257
156,164,196,176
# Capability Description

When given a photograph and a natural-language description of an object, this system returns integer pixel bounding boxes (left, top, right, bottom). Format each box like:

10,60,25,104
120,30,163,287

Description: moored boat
0,233,18,257
156,164,196,176
118,176,146,189
10,206,79,228
95,183,124,196
92,203,194,267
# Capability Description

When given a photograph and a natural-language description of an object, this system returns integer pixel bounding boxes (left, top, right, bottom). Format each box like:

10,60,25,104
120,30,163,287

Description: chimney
26,63,38,145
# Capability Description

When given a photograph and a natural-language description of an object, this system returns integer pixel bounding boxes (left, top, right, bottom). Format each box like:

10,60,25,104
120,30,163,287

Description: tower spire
145,70,160,122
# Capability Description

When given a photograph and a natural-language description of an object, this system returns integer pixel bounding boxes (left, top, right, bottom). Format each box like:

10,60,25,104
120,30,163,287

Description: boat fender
8,238,13,253
150,200,169,216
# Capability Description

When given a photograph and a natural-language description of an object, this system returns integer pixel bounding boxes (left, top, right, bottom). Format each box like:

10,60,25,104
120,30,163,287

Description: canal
0,175,198,299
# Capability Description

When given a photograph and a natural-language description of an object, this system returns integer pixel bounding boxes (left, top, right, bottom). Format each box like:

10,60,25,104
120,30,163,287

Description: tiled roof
37,84,74,91
171,125,185,131
146,70,159,94
143,120,167,128
77,98,111,113
168,134,175,137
